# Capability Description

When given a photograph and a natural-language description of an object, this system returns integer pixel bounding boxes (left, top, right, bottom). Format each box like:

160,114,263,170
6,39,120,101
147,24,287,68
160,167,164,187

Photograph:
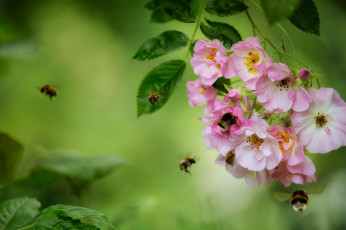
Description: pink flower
255,63,311,113
215,152,272,186
268,124,304,166
230,37,272,90
202,124,234,155
298,69,311,80
190,39,235,86
200,100,246,135
230,117,282,171
186,79,217,113
291,88,346,153
271,156,316,187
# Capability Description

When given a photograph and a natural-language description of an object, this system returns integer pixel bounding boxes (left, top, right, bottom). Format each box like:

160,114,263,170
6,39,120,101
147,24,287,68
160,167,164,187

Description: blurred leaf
212,77,231,94
14,168,60,188
150,9,173,23
289,0,320,35
261,0,300,24
37,153,123,183
200,19,242,49
0,197,41,230
0,17,19,42
133,30,189,61
137,60,186,117
0,133,24,184
144,0,195,23
0,58,9,77
205,0,248,17
21,204,113,230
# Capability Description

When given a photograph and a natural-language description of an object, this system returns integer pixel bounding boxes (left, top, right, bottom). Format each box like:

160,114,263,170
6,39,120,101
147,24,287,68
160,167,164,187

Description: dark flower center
247,134,264,148
314,112,328,128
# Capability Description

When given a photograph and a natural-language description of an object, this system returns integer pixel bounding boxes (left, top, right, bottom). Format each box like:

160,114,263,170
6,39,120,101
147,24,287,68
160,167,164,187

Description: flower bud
298,69,311,80
227,89,241,102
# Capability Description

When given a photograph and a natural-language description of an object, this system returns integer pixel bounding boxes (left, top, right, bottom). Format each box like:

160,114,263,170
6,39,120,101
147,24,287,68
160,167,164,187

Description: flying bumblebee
225,150,235,166
218,113,238,132
137,92,167,106
274,185,326,213
40,85,58,99
179,157,196,174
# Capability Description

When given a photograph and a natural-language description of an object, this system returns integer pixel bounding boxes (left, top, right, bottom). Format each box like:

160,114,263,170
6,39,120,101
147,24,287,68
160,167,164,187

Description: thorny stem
186,0,206,60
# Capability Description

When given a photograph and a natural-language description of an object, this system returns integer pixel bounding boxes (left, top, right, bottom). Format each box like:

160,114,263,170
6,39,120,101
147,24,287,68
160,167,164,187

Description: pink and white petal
287,143,305,166
306,128,332,153
226,163,247,178
215,154,227,166
292,86,311,112
235,144,266,171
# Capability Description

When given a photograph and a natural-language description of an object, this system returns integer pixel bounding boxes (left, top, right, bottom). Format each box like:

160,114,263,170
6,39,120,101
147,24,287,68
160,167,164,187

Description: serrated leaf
144,0,195,23
22,204,113,230
289,0,320,35
137,60,186,117
212,77,231,94
261,0,300,24
200,19,242,49
133,30,189,61
205,0,248,17
0,133,24,184
0,197,41,230
150,9,173,23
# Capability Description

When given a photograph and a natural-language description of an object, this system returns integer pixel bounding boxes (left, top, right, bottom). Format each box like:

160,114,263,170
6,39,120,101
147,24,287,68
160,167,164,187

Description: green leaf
133,30,189,61
150,9,173,23
14,168,60,188
212,77,231,94
0,133,24,184
144,0,195,23
205,0,248,17
261,0,300,24
200,19,242,49
0,197,41,230
289,0,320,35
22,204,113,230
137,60,186,117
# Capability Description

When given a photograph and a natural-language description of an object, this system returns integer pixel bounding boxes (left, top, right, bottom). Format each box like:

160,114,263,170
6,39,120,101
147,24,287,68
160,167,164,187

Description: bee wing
137,95,148,101
308,184,327,196
274,192,291,201
158,93,169,99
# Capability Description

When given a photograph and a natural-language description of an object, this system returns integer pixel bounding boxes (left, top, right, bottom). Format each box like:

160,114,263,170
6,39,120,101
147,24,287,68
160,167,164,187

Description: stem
17,224,35,230
275,23,295,67
263,23,269,50
280,52,309,68
316,78,321,89
249,97,257,118
245,10,256,36
186,0,206,60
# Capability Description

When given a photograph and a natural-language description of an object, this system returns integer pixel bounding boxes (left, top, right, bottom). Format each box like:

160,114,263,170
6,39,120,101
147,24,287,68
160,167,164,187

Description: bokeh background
0,0,346,229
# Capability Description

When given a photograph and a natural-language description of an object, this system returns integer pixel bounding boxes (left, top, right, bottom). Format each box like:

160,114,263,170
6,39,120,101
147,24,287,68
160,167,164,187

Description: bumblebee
274,185,326,213
137,92,167,106
225,150,235,166
217,113,238,132
40,85,58,99
179,157,196,174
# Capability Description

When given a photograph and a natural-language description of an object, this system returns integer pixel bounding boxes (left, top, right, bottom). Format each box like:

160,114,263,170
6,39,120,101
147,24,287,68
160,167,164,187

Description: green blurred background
0,0,346,229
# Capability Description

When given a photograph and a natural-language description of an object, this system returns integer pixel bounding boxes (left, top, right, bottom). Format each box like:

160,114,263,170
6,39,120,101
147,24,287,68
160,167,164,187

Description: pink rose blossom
255,63,311,113
271,156,316,187
230,37,272,90
268,124,304,166
190,39,235,86
215,153,272,186
291,88,346,153
186,79,217,114
298,69,311,80
200,100,246,135
202,124,234,155
230,117,282,171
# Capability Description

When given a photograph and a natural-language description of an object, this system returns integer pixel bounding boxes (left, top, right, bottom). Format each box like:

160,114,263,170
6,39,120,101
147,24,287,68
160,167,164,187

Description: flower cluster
187,37,346,187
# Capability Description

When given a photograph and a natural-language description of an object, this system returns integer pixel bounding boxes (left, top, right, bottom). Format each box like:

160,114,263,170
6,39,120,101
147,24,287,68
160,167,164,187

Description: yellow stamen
244,52,260,74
